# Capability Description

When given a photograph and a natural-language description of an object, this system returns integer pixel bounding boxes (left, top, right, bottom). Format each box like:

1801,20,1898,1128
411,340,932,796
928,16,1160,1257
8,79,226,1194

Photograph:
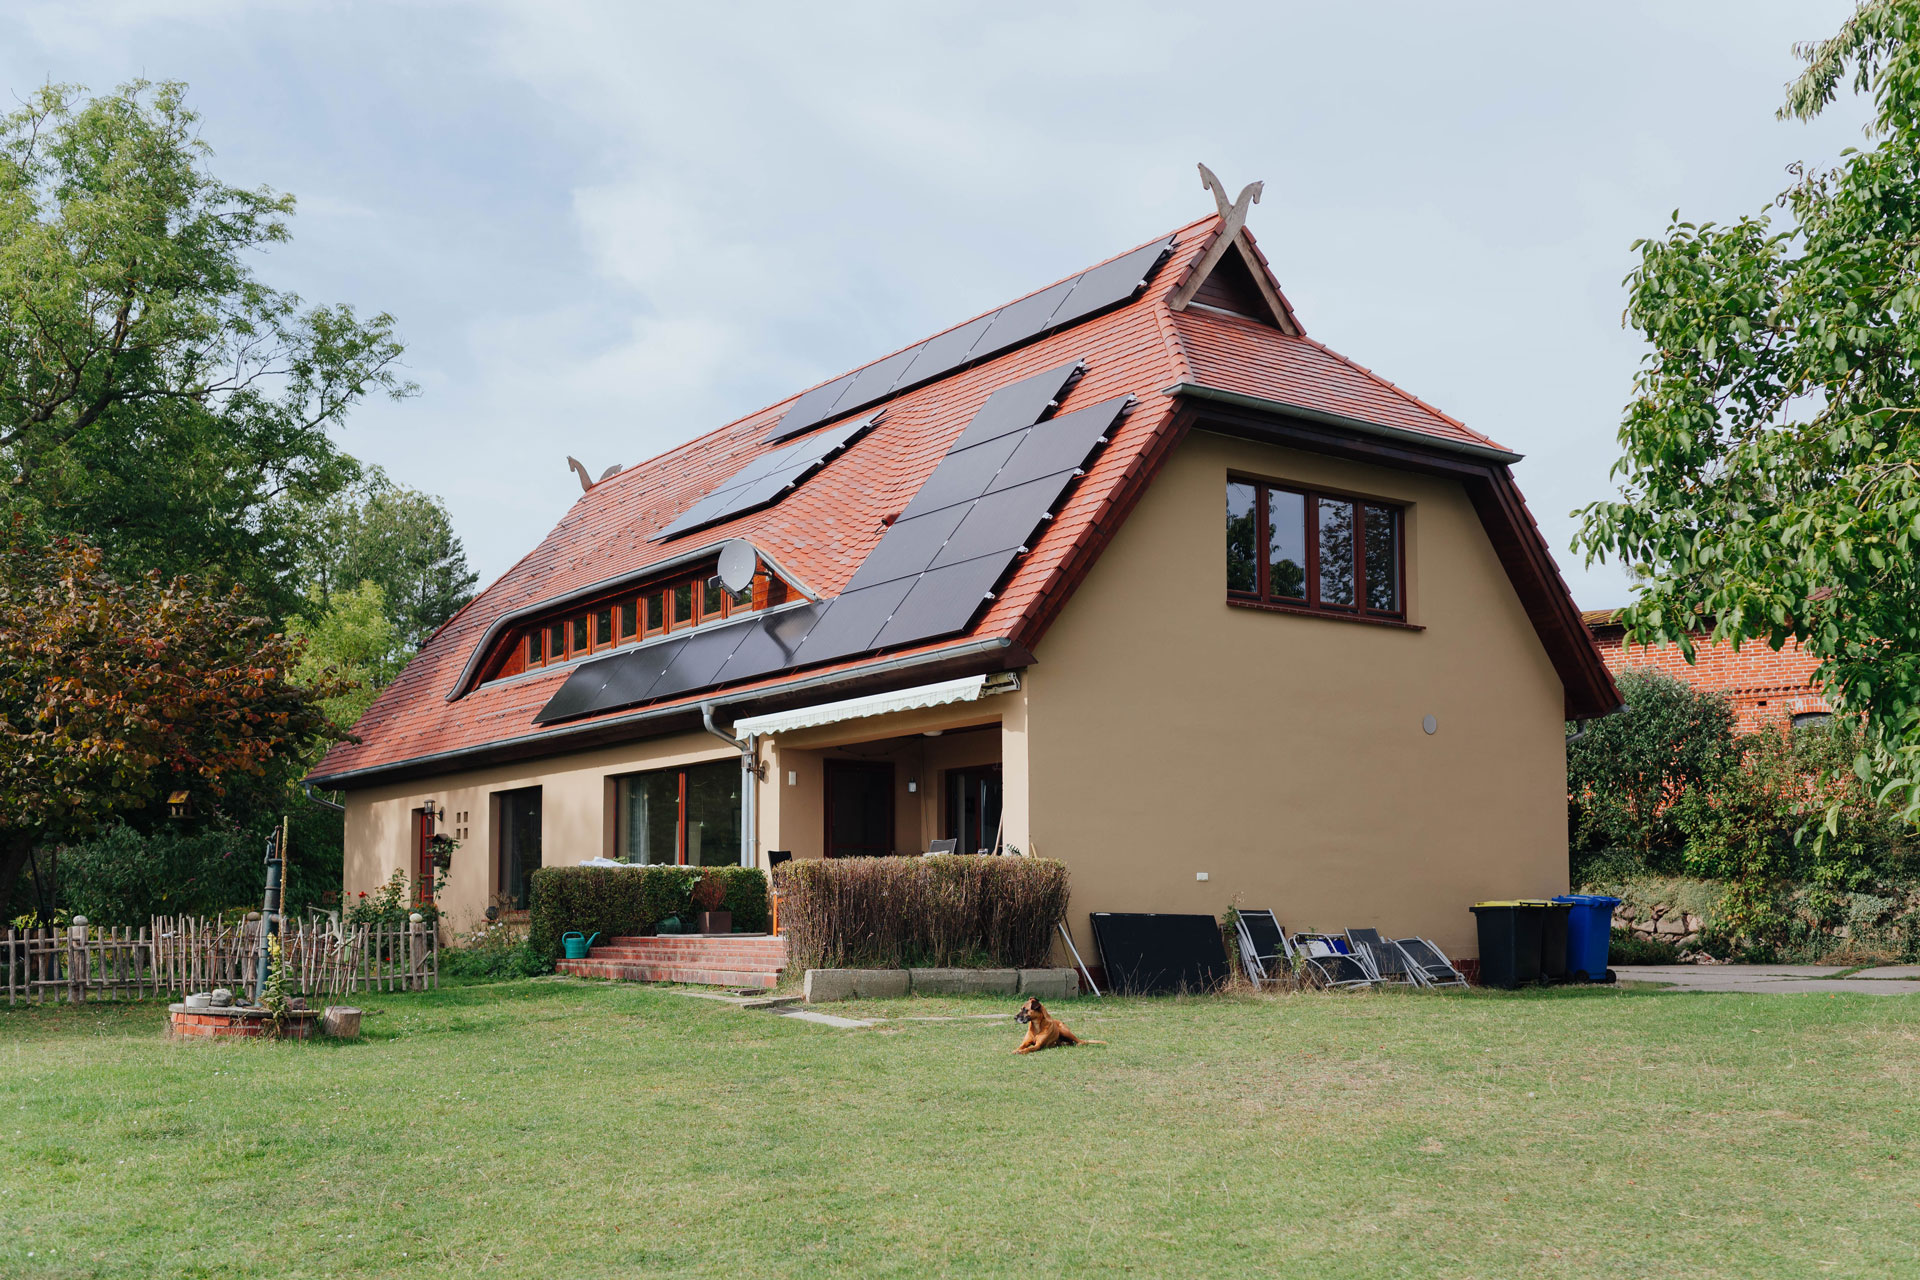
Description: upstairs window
1227,478,1403,620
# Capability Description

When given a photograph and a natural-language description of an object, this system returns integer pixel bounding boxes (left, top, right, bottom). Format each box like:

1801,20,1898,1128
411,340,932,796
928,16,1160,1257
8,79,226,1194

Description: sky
6,0,1876,607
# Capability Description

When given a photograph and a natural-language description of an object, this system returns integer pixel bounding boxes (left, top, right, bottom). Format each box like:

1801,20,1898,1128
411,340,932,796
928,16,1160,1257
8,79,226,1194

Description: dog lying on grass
1012,996,1105,1053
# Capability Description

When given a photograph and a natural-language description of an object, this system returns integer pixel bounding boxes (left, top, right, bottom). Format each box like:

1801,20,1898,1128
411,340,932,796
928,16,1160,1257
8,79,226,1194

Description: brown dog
1012,996,1104,1053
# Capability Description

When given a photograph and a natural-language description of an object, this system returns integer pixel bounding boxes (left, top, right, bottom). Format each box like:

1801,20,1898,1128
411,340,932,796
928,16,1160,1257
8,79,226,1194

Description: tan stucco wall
343,732,739,935
1025,430,1568,961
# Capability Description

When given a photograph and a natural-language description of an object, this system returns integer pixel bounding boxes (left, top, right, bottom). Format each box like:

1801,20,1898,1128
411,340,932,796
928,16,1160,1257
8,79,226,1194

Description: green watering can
562,931,600,959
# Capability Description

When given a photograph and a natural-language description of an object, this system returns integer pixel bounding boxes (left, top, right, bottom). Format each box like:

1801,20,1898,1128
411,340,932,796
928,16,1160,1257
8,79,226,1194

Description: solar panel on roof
947,361,1085,454
1045,237,1176,331
896,432,1021,522
981,396,1129,495
653,413,880,542
868,548,1020,651
714,603,825,684
763,235,1173,443
789,576,917,667
839,502,972,594
926,473,1070,570
646,624,750,702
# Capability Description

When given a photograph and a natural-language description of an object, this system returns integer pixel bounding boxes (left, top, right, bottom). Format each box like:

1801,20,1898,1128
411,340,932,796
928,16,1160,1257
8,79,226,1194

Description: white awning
730,673,1015,737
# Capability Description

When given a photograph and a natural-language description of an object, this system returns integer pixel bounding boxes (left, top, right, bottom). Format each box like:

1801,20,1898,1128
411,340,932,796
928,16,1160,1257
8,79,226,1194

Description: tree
1568,669,1736,866
0,80,413,618
288,580,402,730
0,526,345,924
292,467,476,653
1576,0,1920,823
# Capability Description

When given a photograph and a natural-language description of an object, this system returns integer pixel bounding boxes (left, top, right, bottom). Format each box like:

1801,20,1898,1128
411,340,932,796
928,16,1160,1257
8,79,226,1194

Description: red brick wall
1588,624,1829,734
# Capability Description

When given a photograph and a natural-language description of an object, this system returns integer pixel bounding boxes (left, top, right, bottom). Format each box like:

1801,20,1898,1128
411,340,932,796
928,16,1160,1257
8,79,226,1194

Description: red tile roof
313,213,1604,785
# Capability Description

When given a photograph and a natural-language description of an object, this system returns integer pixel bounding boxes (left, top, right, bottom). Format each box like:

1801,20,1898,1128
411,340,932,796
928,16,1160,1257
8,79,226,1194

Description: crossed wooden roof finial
1197,163,1262,236
1170,163,1295,334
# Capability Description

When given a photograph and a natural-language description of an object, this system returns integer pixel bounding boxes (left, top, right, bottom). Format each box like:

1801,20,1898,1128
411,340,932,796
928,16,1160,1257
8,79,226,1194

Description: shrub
774,855,1069,971
346,870,440,930
527,865,769,962
1609,929,1678,966
1568,669,1736,865
442,919,549,981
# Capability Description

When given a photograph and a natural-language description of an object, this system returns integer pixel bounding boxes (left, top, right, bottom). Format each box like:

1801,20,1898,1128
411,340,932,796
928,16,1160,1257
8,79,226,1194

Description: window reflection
1317,499,1356,606
1226,481,1257,593
1268,488,1307,600
1365,505,1399,612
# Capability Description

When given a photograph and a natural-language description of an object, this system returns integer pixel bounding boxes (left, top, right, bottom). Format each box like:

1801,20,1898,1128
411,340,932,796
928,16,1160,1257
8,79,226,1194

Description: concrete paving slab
1618,964,1920,994
1847,965,1920,979
777,1008,879,1029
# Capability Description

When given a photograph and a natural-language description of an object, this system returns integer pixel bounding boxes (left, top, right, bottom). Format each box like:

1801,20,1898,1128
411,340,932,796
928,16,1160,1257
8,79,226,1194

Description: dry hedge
774,855,1069,970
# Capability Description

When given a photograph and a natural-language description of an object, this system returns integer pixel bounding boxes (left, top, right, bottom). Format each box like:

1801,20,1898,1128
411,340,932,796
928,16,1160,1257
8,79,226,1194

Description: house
1583,610,1830,734
310,182,1619,964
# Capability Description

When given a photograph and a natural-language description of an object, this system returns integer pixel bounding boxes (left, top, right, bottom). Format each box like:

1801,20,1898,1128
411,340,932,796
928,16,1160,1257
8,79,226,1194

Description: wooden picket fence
2,916,438,1007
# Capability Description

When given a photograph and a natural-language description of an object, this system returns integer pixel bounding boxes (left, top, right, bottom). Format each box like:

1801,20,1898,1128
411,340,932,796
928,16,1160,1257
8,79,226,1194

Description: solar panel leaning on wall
761,235,1173,445
533,363,1134,726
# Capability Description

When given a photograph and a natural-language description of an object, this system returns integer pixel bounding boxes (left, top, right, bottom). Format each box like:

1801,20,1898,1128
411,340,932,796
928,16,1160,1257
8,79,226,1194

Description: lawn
4,979,1919,1279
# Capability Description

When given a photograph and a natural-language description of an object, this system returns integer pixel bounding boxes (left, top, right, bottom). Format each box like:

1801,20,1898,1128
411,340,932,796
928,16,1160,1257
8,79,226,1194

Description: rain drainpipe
701,703,759,869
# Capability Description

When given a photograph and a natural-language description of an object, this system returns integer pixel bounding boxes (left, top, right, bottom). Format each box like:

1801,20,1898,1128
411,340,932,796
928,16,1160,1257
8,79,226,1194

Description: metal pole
254,825,283,1004
1058,922,1101,997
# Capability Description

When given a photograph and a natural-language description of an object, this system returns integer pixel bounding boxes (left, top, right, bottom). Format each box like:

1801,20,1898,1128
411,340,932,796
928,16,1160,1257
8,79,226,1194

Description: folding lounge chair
1234,909,1291,989
924,838,959,855
1289,933,1375,991
1393,937,1468,988
1346,928,1419,986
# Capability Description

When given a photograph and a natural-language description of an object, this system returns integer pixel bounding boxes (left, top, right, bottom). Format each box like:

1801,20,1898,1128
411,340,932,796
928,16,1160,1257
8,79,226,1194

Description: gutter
308,636,1023,790
701,703,760,871
1164,382,1525,466
1565,703,1631,745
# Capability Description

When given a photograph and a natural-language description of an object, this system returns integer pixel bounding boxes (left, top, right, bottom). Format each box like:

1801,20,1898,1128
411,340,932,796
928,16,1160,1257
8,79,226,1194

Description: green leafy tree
1577,0,1920,823
0,526,345,924
293,466,476,653
288,580,403,731
0,80,413,617
1569,669,1736,867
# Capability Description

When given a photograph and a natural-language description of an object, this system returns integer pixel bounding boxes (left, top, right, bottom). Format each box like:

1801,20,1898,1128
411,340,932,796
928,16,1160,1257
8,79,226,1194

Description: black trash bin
1470,901,1545,989
1535,899,1571,985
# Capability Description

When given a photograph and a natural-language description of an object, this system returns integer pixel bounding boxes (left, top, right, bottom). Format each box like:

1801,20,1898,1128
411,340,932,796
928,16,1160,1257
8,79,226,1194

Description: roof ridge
1290,332,1509,453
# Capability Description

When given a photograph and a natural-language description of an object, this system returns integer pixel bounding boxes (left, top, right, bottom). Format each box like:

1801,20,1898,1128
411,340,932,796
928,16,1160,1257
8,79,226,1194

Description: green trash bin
1471,901,1546,989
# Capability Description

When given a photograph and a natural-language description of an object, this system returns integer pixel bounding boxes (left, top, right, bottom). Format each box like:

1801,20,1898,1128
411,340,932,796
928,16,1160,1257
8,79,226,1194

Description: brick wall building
1583,610,1829,734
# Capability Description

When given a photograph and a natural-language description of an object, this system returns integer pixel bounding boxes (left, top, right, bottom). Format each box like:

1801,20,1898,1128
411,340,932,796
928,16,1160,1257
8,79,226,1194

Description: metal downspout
701,703,758,869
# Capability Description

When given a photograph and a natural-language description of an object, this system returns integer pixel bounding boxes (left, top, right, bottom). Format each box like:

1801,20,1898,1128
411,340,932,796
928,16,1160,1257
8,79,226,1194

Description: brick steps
557,933,786,990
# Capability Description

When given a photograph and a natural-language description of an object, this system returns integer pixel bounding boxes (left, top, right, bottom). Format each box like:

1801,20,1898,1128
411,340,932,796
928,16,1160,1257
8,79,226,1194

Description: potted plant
692,871,731,935
427,832,458,871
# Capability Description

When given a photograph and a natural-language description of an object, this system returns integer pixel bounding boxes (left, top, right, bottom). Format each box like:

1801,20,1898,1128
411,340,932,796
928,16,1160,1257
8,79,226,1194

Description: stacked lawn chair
1345,927,1467,989
1234,910,1373,991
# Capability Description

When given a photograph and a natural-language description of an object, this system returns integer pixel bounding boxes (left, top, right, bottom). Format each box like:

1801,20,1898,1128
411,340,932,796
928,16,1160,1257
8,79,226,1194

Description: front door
824,760,894,858
413,808,435,903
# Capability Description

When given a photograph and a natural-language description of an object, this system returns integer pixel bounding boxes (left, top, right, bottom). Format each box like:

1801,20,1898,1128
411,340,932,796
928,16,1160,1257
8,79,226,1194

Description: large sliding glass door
616,760,740,866
945,765,1003,855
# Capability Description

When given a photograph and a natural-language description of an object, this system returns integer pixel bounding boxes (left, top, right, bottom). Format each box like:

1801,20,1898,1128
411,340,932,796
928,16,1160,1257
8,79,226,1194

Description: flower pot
697,910,732,935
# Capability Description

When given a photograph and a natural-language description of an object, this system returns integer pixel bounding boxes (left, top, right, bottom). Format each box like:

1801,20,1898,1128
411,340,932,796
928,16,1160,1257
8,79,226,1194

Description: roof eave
1165,382,1524,466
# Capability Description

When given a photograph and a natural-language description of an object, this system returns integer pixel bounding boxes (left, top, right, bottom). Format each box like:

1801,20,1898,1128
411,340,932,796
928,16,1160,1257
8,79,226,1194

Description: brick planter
168,1004,318,1040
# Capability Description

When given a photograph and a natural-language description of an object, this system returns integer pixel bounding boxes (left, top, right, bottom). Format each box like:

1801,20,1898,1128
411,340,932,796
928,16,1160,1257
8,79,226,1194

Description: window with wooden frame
1227,478,1404,621
484,559,794,685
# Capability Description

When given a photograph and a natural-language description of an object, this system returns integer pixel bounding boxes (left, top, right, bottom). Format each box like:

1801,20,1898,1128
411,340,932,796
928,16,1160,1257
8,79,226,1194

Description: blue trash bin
1552,894,1620,982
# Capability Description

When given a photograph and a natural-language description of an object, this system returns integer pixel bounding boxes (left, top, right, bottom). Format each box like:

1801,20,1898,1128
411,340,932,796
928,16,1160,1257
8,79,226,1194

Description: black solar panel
646,623,750,702
790,577,916,667
982,396,1129,495
714,604,825,684
839,502,972,593
764,235,1172,443
1046,237,1176,330
595,636,686,709
969,278,1079,356
928,473,1072,570
947,361,1084,454
653,414,879,542
896,433,1021,522
531,658,617,725
896,313,994,387
768,372,859,442
869,548,1020,650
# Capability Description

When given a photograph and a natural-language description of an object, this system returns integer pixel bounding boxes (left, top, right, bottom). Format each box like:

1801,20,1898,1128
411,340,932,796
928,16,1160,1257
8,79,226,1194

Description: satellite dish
716,540,758,594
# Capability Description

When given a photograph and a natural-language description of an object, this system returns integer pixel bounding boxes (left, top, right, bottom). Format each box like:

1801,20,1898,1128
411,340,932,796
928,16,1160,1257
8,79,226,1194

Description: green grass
4,979,1920,1278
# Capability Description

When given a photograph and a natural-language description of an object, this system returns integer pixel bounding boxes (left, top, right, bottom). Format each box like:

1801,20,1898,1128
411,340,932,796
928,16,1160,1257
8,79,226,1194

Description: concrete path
1619,964,1920,994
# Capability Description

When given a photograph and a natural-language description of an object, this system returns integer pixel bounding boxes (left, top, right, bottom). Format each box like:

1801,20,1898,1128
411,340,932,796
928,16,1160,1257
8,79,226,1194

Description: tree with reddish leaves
0,526,346,923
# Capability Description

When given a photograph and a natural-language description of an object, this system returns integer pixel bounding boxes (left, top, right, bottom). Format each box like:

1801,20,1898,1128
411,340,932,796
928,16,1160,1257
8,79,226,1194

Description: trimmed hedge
528,865,769,961
774,855,1069,970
